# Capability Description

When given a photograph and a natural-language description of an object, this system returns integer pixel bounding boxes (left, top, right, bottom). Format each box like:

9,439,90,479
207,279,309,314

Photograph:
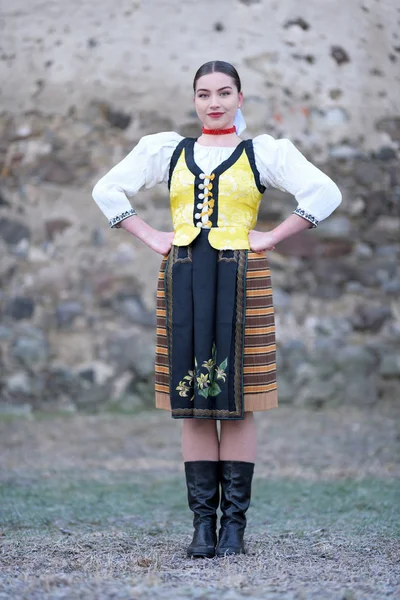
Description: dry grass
0,402,399,599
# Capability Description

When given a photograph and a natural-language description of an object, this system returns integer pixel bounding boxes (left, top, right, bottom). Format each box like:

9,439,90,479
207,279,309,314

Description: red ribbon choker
202,125,236,135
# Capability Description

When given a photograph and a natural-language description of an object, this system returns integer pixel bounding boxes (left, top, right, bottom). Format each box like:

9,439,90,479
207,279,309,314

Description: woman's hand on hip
248,230,276,253
148,231,175,256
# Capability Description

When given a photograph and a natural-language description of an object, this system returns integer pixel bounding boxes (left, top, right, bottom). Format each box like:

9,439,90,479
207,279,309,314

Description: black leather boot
216,460,254,557
184,460,219,558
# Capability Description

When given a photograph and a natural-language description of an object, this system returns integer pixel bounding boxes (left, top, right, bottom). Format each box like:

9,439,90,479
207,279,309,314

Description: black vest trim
168,138,190,190
244,140,266,194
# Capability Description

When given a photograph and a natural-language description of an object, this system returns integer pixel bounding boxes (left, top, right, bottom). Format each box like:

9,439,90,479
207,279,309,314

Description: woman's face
194,71,243,131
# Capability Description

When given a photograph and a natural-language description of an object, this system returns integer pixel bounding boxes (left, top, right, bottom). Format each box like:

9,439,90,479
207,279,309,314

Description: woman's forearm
270,214,313,245
120,215,156,245
120,215,175,256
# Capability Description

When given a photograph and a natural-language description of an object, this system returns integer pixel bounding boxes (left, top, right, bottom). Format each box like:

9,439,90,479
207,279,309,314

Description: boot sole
187,546,216,559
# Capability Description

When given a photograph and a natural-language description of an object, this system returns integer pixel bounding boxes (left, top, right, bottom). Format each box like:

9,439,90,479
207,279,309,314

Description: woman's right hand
148,231,175,256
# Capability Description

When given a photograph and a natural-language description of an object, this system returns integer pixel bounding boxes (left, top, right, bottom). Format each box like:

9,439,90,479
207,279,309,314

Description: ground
0,402,399,600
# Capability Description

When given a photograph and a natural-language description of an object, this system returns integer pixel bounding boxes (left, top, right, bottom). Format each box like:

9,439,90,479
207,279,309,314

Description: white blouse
92,131,342,229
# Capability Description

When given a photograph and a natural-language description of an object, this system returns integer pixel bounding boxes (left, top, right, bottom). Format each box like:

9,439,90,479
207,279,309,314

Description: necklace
202,125,236,135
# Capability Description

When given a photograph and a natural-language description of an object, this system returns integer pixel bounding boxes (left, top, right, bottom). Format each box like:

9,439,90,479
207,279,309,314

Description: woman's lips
208,113,224,118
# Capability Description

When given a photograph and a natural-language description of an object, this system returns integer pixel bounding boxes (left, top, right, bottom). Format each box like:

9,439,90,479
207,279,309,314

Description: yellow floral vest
168,138,265,250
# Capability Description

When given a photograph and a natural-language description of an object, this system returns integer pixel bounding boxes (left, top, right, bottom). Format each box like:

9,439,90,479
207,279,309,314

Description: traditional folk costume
92,128,341,557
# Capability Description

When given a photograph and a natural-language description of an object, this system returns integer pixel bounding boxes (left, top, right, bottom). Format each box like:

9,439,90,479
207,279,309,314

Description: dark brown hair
193,61,241,93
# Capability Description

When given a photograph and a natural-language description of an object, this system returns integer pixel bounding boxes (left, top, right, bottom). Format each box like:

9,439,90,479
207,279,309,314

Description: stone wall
0,107,399,414
1,0,400,152
0,1,399,414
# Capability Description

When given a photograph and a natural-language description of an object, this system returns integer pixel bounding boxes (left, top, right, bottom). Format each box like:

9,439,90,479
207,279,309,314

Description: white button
199,173,205,179
198,184,204,189
196,222,202,228
197,203,203,209
198,193,204,199
195,213,200,219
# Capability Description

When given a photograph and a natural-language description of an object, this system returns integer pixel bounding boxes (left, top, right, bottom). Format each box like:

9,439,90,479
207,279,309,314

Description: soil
0,402,399,599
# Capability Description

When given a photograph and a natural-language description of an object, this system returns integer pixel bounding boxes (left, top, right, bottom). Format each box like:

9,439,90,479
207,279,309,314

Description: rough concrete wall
1,0,400,151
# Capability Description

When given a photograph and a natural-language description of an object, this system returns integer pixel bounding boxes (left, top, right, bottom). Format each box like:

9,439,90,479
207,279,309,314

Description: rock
76,360,115,385
92,228,105,247
281,339,308,372
10,331,49,367
5,296,35,320
78,368,95,383
347,197,366,217
275,231,319,258
74,381,114,411
11,238,30,258
38,157,74,184
381,278,400,294
373,216,400,241
314,216,353,239
329,145,363,159
105,107,131,130
45,218,73,241
41,366,85,401
336,344,380,375
136,110,174,135
314,318,353,339
309,107,349,130
0,217,31,245
354,161,383,187
6,371,32,395
283,17,310,30
0,188,9,206
295,371,344,408
354,242,373,258
345,281,366,294
330,46,350,65
130,377,155,409
56,301,84,328
274,377,294,404
379,354,400,377
376,117,400,141
0,325,13,340
106,332,156,377
364,190,393,224
351,304,391,332
375,245,400,258
373,146,397,161
272,288,291,310
118,297,157,327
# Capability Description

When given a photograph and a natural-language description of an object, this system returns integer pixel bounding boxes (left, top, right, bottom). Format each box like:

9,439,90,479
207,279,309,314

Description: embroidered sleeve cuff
109,209,137,229
293,207,319,228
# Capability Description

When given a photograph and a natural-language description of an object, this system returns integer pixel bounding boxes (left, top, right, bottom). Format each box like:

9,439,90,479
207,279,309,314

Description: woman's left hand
248,230,276,253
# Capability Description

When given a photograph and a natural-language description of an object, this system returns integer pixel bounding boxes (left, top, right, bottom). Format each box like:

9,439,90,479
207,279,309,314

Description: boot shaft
219,460,254,525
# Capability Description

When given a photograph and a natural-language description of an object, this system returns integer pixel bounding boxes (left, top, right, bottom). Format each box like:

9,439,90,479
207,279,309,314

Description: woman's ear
238,91,244,108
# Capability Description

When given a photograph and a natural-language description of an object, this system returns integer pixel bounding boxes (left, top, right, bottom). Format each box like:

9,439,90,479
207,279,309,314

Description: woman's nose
209,96,221,108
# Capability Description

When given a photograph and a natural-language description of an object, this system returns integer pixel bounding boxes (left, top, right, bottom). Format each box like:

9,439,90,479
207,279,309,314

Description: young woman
92,61,341,559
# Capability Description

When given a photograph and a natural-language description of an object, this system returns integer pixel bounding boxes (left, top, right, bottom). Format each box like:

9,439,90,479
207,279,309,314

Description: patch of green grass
251,478,400,537
1,474,399,541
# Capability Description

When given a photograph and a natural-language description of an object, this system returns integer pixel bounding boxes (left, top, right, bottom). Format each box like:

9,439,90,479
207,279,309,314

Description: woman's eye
221,92,230,96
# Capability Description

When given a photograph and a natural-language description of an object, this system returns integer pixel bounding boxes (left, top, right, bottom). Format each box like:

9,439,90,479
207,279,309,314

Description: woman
92,60,341,559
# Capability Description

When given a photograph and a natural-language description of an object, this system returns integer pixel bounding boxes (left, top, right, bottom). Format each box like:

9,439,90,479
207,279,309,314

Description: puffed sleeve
253,134,342,227
92,131,183,228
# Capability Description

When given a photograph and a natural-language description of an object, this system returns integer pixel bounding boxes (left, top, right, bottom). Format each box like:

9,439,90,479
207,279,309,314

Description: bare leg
219,412,257,462
182,419,219,462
